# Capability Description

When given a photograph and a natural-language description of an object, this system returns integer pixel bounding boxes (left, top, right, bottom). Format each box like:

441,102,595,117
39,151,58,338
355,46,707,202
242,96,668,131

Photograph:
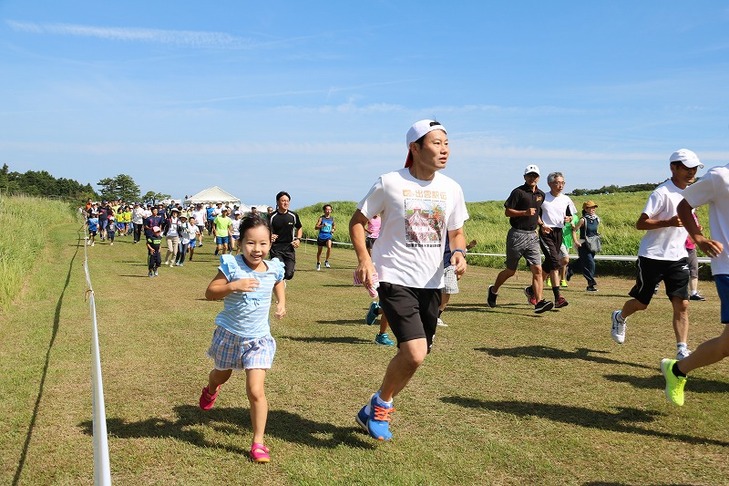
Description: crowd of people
80,122,727,463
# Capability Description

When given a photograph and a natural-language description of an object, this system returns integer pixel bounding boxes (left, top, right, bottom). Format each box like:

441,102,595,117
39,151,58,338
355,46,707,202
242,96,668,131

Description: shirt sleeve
358,176,385,219
270,258,285,281
218,254,237,281
682,172,714,209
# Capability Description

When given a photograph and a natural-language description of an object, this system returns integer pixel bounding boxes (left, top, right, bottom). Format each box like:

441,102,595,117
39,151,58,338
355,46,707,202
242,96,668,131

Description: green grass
0,194,77,310
2,218,728,485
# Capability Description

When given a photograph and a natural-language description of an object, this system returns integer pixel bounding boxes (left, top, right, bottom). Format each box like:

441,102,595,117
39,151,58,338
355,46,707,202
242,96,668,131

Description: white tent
185,186,241,207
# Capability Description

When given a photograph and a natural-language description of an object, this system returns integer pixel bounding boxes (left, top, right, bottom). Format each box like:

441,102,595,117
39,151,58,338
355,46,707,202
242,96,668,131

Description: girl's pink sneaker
250,443,270,463
199,385,220,410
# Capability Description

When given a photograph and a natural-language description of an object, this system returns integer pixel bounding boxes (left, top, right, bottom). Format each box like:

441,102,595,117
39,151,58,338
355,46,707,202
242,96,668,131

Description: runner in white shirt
611,149,703,361
661,161,729,405
539,172,577,308
349,119,468,442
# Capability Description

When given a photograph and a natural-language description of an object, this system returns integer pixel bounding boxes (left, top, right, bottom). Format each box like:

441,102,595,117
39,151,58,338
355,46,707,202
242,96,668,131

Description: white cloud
7,20,263,49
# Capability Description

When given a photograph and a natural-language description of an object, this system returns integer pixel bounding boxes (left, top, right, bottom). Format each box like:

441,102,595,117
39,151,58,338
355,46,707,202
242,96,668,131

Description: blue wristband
453,249,467,256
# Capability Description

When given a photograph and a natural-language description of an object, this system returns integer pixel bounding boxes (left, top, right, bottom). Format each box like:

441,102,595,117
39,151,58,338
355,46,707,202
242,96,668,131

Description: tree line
0,164,169,204
569,182,660,196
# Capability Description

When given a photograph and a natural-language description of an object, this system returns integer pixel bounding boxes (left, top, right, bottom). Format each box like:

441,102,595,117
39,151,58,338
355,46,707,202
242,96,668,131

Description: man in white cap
611,149,704,360
661,156,729,406
349,119,469,441
486,164,554,314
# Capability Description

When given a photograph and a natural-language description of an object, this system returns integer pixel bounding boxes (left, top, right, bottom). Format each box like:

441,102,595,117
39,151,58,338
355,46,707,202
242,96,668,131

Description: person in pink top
365,214,381,255
685,212,706,301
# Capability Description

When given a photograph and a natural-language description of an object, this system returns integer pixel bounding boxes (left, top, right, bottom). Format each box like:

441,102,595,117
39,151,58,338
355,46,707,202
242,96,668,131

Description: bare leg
671,296,689,344
378,338,428,401
491,268,516,293
246,369,268,445
677,325,729,374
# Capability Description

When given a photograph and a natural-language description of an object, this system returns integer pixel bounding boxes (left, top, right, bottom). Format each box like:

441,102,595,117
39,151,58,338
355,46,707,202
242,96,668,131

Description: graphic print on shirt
403,189,445,248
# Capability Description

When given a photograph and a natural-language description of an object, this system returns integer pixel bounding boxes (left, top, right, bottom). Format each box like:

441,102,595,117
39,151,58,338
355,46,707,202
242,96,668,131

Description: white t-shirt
682,164,729,275
358,168,469,289
638,179,688,261
541,192,577,228
192,209,206,225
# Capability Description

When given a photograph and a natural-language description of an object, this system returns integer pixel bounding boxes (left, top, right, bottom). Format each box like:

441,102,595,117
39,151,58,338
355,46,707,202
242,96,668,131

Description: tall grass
0,194,77,310
295,191,710,277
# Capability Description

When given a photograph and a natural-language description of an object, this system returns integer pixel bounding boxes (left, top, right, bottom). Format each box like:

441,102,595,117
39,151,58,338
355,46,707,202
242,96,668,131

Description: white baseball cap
524,164,541,176
405,119,447,167
669,148,703,169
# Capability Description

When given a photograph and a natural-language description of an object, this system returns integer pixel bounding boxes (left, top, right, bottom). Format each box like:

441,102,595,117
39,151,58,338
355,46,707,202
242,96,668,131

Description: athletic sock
552,286,560,300
672,362,686,378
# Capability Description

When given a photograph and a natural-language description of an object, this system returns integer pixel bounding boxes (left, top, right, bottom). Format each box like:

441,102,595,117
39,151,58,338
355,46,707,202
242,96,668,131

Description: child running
199,216,286,463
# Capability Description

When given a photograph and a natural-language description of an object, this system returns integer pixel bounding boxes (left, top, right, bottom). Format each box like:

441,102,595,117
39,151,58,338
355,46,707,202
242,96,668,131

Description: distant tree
142,191,171,205
97,174,140,202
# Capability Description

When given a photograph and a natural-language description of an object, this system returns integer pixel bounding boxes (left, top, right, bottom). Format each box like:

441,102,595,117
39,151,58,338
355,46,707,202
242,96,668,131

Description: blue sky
1,1,728,209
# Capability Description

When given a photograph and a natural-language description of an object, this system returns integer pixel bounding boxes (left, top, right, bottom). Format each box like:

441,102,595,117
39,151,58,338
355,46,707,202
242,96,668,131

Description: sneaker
367,393,394,441
611,310,626,344
365,302,380,325
689,293,706,301
554,296,569,308
676,347,691,360
249,443,270,463
586,286,598,292
375,332,395,346
534,299,554,314
175,262,181,266
325,261,330,268
525,286,537,306
316,262,321,271
356,405,369,431
566,265,574,281
148,271,154,277
109,242,113,246
199,385,220,410
560,279,568,288
545,277,552,287
154,269,159,276
91,242,95,246
436,317,448,327
486,285,498,308
660,358,686,406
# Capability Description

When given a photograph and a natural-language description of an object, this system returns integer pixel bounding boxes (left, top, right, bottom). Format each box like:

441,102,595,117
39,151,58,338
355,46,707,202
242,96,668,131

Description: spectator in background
365,214,381,256
686,212,706,301
567,201,601,292
559,213,579,287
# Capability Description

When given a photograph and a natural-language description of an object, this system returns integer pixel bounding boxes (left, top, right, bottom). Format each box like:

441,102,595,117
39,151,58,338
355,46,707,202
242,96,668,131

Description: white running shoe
611,310,626,344
676,347,691,360
436,318,448,327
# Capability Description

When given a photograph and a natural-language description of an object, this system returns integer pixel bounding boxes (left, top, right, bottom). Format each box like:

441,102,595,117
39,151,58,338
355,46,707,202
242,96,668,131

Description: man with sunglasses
611,149,703,361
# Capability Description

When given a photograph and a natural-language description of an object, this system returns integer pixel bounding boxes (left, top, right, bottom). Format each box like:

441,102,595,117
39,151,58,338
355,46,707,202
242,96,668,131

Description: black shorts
629,256,689,305
366,237,377,250
378,283,441,351
317,237,332,247
539,227,563,273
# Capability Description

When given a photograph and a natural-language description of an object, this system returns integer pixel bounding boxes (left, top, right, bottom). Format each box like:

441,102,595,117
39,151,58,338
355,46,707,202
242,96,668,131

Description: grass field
2,219,728,485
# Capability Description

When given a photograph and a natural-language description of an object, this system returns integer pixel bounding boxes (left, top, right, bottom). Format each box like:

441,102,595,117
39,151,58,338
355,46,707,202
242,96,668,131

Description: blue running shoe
375,332,395,346
367,392,394,441
365,302,380,325
355,405,369,431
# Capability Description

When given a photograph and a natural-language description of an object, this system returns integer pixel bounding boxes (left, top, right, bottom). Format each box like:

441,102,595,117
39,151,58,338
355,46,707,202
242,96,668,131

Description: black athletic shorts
629,256,689,305
378,282,441,352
